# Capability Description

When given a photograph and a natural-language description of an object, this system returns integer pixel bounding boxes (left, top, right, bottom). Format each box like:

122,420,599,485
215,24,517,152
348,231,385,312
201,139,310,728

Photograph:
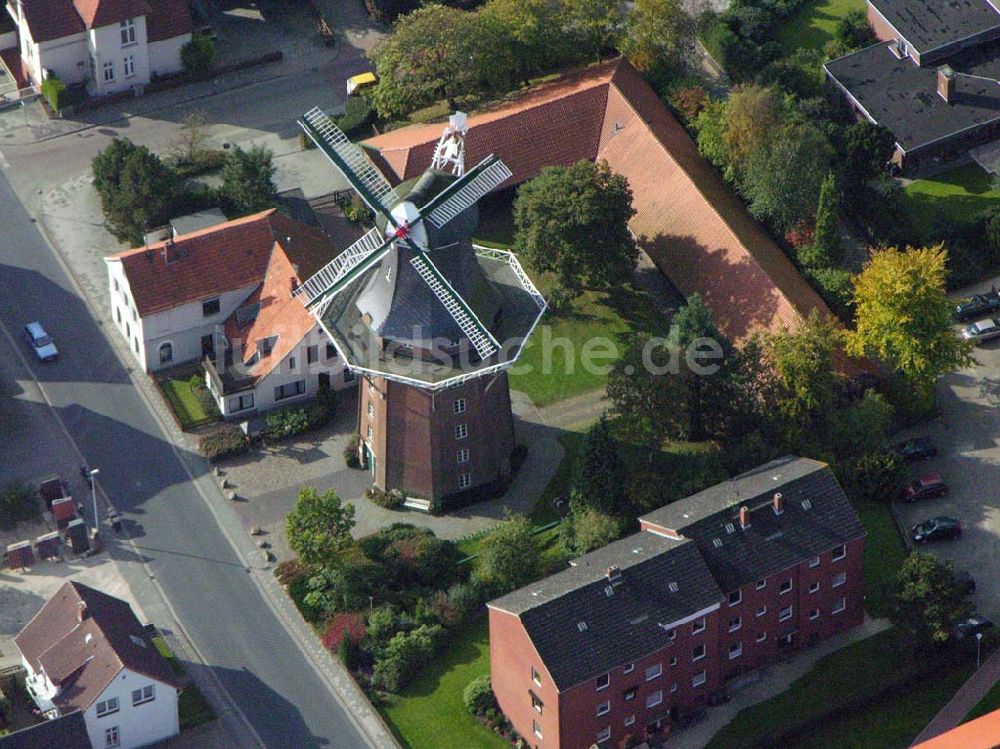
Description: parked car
956,570,976,595
894,436,937,461
902,473,948,502
23,321,58,362
955,287,1000,321
961,317,1000,344
674,706,707,730
912,516,962,543
954,617,994,641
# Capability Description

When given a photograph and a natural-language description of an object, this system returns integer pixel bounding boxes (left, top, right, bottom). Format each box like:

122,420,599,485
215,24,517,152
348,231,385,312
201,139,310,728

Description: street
0,157,374,746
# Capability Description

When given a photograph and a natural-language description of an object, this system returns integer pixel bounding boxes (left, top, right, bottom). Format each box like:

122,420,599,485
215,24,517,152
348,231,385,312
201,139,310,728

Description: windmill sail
296,227,393,307
421,156,512,228
409,253,500,359
299,107,399,222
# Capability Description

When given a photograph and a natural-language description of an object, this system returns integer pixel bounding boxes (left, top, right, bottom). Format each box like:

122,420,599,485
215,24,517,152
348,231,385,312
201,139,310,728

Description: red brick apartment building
488,456,866,749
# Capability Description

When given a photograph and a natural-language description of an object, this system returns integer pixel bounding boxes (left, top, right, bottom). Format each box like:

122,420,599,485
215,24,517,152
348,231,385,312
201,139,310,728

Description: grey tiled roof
871,0,1000,54
0,711,92,749
489,533,723,690
640,456,866,592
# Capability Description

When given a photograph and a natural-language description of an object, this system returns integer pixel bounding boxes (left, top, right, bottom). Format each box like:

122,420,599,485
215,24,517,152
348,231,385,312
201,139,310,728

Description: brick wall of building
868,2,902,46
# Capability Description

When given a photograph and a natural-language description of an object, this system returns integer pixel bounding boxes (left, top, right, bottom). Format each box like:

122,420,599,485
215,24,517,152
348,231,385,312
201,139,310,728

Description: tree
836,8,874,51
848,246,974,406
621,0,693,73
181,35,216,77
742,122,832,231
840,448,902,503
721,85,786,178
562,0,621,62
221,145,278,215
831,390,894,459
92,139,177,245
801,172,841,269
694,97,730,171
576,417,629,517
840,122,895,189
760,310,842,427
173,111,210,164
479,0,579,84
892,553,973,648
514,160,637,293
560,496,625,554
285,487,355,565
369,6,487,118
473,512,540,595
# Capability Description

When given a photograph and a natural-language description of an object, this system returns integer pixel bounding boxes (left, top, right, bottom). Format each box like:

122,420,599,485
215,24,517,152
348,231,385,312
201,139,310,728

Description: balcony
24,670,57,714
203,354,254,397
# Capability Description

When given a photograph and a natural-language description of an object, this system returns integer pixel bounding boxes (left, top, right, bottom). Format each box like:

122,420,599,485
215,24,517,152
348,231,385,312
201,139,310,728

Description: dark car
954,617,994,641
902,473,948,502
956,570,976,595
955,287,1000,321
912,516,962,544
895,436,938,461
674,706,707,730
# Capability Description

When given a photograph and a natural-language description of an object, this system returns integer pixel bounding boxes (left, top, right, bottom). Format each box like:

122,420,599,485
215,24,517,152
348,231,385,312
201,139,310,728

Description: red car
903,473,948,502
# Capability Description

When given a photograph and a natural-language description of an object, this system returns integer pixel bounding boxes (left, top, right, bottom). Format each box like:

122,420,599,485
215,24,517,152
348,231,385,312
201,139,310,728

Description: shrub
463,675,496,716
336,96,375,139
322,612,367,650
807,266,855,322
41,76,69,112
668,85,709,125
447,582,483,618
371,623,442,692
339,635,360,670
366,487,403,509
0,482,39,530
171,149,227,179
264,407,310,440
841,448,903,502
199,424,247,460
344,433,361,468
181,36,216,77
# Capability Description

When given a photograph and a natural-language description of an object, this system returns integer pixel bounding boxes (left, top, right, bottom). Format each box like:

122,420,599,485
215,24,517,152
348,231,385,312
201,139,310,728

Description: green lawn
159,374,218,429
856,499,908,617
904,164,1000,243
964,677,1000,723
778,0,866,54
381,620,508,749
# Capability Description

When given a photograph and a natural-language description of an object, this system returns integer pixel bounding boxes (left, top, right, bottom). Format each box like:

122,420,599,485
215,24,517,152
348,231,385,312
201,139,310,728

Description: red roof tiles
912,709,1000,749
18,0,186,43
72,0,150,28
19,0,85,42
364,59,840,344
145,0,191,42
15,581,181,714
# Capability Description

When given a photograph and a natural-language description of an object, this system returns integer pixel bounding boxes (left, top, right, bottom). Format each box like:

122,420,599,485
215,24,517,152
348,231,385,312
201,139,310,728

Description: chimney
77,601,88,622
938,66,956,104
290,277,299,296
606,565,621,582
773,492,783,515
738,506,750,530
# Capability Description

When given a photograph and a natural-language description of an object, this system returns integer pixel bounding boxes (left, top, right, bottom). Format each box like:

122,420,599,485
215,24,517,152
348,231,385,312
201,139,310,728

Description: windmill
297,107,546,505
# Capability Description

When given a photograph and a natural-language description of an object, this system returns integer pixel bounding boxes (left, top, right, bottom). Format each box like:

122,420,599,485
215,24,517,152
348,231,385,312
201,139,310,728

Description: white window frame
96,697,119,717
729,616,742,633
624,687,636,701
756,579,766,590
669,655,677,667
123,54,135,78
120,18,136,46
368,402,374,417
692,643,706,662
367,425,373,440
453,398,467,414
692,617,706,635
105,726,120,748
809,581,820,594
158,341,173,364
531,667,541,686
670,682,678,693
455,423,468,440
622,662,635,674
779,605,793,622
692,671,706,688
832,544,847,561
596,672,610,691
645,663,662,681
780,578,793,595
832,572,847,588
533,719,543,739
274,380,306,402
596,699,610,716
729,641,743,659
757,631,767,642
646,690,663,708
131,684,155,706
756,605,767,618
597,726,611,743
809,556,820,569
102,61,115,82
624,715,635,727
729,589,742,606
457,448,470,464
458,472,472,490
833,597,846,614
809,608,820,620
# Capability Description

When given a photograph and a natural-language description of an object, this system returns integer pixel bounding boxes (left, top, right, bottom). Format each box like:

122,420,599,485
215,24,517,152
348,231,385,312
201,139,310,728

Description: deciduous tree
576,416,629,517
892,553,973,648
286,486,356,566
621,0,693,73
221,145,278,215
473,512,540,596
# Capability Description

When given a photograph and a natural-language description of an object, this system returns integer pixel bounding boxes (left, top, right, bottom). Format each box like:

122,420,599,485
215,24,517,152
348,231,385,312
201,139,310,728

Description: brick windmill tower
296,108,546,506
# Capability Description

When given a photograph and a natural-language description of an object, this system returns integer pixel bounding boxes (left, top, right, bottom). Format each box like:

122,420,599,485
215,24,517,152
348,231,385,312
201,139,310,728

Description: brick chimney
77,601,88,622
938,66,956,104
738,506,750,530
606,565,621,582
773,492,783,515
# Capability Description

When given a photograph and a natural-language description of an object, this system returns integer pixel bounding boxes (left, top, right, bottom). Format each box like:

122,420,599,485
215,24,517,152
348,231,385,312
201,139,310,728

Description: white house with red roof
15,581,182,749
4,0,191,95
105,209,357,418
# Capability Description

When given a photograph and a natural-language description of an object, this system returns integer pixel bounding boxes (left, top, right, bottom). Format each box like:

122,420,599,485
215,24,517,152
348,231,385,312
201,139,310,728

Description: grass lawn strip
903,164,1000,243
856,499,908,617
381,620,509,749
159,375,215,429
778,0,866,54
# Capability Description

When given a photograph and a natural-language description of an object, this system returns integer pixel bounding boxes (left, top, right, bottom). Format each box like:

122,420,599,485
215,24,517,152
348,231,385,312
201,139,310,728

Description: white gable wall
32,32,89,86
148,33,190,78
88,16,150,94
82,668,178,749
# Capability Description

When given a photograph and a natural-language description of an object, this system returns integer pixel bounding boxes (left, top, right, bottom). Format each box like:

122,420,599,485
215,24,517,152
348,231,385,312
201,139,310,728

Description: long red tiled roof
145,0,191,42
19,0,186,43
364,59,838,344
20,0,85,41
911,709,1000,749
107,210,333,319
72,0,150,28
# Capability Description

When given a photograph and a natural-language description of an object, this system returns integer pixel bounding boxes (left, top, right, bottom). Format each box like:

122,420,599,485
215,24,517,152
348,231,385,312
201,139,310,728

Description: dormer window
258,336,277,356
121,18,136,46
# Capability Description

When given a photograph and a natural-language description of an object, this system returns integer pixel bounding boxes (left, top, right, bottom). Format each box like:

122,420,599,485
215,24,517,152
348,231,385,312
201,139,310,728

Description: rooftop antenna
430,112,468,176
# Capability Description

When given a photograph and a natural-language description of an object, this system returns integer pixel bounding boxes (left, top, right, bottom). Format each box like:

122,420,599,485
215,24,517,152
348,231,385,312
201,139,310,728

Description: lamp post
977,632,984,669
88,468,100,534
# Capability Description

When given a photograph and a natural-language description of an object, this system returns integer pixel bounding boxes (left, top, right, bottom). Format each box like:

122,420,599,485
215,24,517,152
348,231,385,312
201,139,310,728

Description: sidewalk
910,647,1000,745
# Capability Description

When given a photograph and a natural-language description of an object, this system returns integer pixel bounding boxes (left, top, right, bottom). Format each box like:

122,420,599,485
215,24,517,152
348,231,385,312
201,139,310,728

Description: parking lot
895,278,1000,620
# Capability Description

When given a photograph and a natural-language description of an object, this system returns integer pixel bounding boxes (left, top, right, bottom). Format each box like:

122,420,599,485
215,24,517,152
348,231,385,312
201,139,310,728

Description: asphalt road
0,166,370,746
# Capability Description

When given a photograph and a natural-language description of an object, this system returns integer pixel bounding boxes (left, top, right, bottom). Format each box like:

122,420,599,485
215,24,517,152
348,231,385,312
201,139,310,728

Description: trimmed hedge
199,423,248,460
335,96,375,139
41,76,70,112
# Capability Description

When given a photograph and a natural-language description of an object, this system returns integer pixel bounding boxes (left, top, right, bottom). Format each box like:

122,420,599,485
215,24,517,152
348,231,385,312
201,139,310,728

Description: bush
171,149,227,179
840,449,903,502
447,582,483,618
322,612,367,651
339,635,360,670
371,623,443,692
463,675,496,716
345,433,361,468
668,85,709,125
199,424,247,460
0,482,39,530
264,403,332,441
336,96,375,139
41,76,69,112
181,36,216,77
807,266,855,322
367,487,403,509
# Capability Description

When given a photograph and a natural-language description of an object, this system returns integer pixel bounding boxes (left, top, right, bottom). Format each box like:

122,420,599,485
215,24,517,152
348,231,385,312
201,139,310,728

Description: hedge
335,96,375,139
199,424,248,460
41,76,69,112
263,402,333,441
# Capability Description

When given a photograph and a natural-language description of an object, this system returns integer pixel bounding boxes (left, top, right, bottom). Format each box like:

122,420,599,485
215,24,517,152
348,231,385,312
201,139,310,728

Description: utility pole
88,468,100,534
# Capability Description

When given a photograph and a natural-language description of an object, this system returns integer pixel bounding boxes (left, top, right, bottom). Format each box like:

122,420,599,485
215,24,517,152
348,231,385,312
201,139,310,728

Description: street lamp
977,632,984,669
88,468,100,534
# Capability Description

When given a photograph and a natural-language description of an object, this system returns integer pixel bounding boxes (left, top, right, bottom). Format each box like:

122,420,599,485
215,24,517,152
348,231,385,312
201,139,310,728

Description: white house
15,581,182,749
4,0,192,95
106,209,357,418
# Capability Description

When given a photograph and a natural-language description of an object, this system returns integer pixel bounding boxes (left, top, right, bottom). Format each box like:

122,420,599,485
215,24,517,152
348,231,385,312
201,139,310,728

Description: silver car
23,321,58,362
961,317,1000,344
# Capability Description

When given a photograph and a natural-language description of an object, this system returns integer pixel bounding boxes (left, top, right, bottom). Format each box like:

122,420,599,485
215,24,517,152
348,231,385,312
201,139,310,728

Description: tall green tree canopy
92,138,177,245
221,145,278,215
892,552,973,648
848,246,974,403
514,159,637,293
473,512,540,596
620,0,693,73
576,416,629,517
286,487,356,566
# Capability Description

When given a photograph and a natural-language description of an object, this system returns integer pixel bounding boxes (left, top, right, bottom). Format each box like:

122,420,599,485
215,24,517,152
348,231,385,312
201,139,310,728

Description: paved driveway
895,282,1000,621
